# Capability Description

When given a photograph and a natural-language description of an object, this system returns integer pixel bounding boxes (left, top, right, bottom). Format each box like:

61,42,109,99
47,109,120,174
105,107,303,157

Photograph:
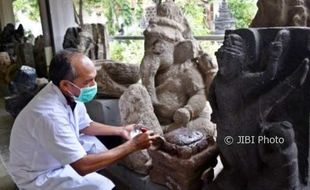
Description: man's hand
120,124,135,140
130,130,160,150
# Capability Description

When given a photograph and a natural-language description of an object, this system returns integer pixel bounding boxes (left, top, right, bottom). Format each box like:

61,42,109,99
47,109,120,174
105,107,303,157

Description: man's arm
70,130,158,176
80,122,134,140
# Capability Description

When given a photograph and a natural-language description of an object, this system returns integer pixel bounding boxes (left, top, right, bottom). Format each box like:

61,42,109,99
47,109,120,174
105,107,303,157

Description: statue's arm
243,30,290,94
140,54,161,104
242,42,285,97
260,58,309,118
208,80,218,123
173,69,207,125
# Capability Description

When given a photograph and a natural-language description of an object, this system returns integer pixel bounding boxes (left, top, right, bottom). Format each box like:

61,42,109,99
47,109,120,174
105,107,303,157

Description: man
8,49,158,190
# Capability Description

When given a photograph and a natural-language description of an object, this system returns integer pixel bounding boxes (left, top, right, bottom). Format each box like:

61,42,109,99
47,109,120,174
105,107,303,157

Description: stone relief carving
205,28,310,190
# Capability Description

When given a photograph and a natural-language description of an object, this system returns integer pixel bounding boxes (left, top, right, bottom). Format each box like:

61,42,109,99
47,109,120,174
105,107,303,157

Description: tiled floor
0,98,18,190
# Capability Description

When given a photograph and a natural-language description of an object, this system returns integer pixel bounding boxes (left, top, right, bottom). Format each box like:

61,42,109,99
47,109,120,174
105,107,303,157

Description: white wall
48,0,77,52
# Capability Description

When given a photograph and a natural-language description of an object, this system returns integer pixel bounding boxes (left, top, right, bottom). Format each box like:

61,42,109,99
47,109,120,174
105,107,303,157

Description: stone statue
0,52,13,83
250,0,309,27
206,28,310,190
139,0,216,134
96,60,140,98
34,35,48,78
63,24,108,60
118,1,218,188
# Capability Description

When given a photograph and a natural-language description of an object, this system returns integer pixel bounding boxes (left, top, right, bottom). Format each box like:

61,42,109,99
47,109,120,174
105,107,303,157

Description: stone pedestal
85,99,121,125
85,99,123,149
149,128,218,190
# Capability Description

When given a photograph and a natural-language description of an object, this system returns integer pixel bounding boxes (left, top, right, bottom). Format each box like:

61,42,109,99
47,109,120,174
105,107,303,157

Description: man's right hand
130,130,160,150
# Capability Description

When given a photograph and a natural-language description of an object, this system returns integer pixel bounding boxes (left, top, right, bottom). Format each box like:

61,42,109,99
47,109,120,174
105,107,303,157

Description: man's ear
59,80,70,92
174,40,199,63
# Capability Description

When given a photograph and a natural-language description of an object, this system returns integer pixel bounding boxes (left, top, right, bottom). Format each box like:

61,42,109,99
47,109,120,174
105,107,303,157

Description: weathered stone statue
138,0,216,134
34,35,48,78
96,60,140,98
251,0,310,27
63,23,108,60
118,0,218,189
0,52,14,83
206,28,310,190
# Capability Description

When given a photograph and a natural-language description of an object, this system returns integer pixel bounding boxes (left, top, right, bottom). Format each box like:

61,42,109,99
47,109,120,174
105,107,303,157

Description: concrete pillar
47,0,77,52
38,0,53,67
0,0,15,29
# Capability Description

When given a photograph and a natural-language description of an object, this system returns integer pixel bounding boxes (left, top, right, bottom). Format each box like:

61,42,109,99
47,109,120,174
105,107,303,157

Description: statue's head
252,0,307,27
215,34,245,78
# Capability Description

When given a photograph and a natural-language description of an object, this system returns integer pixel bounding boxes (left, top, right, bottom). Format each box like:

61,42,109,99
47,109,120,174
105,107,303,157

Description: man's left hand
120,124,135,140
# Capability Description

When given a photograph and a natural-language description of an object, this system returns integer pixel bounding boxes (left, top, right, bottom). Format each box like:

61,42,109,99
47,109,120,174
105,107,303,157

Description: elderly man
8,49,158,190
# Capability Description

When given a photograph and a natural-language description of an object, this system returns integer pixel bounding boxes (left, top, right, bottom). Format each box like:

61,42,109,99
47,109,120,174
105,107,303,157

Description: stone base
101,164,168,190
85,99,123,149
149,143,218,190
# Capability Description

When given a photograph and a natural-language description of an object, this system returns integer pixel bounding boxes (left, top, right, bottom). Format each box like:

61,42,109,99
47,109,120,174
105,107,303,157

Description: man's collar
50,82,77,110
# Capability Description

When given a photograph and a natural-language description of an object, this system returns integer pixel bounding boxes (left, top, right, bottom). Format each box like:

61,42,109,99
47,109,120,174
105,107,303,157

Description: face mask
68,81,98,103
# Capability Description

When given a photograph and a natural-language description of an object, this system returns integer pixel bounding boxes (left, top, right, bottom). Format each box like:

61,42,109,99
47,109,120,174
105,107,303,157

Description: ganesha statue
118,1,218,188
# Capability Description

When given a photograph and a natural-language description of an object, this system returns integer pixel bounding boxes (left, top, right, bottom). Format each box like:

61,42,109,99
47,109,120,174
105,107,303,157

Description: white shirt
9,82,114,190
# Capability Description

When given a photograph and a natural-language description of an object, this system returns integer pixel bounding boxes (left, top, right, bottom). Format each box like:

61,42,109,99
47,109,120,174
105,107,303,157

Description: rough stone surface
251,0,310,27
0,52,14,83
149,130,218,190
119,84,163,174
34,35,47,78
96,60,140,98
206,28,310,190
63,23,108,60
16,43,35,68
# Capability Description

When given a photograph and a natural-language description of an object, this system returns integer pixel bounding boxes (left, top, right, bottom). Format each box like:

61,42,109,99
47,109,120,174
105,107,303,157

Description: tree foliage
13,0,40,22
176,0,210,35
228,0,257,28
73,0,143,35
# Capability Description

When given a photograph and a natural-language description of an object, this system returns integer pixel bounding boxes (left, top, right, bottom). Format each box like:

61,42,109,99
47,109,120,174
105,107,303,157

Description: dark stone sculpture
63,23,108,60
5,65,37,117
206,28,310,190
34,35,47,78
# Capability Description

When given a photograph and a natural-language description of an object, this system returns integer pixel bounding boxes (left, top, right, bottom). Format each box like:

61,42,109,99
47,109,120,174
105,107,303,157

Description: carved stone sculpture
0,52,13,83
118,0,218,188
139,0,216,134
205,28,310,190
96,60,140,98
63,23,108,60
149,127,218,190
251,0,310,27
34,35,47,78
16,43,35,68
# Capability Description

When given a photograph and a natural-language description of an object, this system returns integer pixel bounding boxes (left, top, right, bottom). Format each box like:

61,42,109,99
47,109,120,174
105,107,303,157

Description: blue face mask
68,81,97,103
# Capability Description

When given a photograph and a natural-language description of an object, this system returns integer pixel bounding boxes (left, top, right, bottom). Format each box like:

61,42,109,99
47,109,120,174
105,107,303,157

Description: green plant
13,0,40,21
228,0,257,28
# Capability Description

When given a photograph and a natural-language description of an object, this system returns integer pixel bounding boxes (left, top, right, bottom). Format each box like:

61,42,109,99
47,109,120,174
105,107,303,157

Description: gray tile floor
0,98,18,190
